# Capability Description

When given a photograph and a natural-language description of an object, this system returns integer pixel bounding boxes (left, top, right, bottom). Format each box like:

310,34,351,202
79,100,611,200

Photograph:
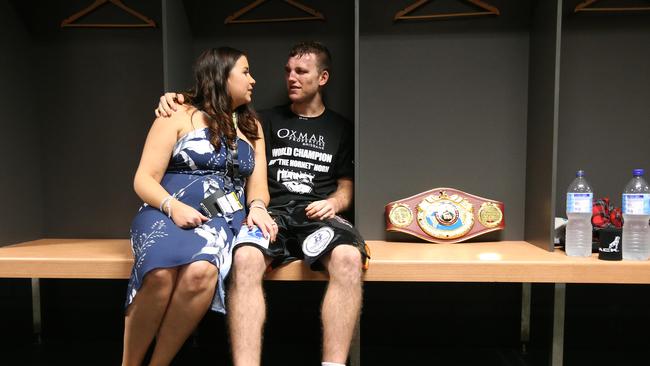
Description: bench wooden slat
0,239,132,279
1,239,650,284
0,239,327,280
365,241,650,284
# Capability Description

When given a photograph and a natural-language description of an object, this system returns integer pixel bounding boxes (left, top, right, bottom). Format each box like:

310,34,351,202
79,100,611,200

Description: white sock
322,363,345,366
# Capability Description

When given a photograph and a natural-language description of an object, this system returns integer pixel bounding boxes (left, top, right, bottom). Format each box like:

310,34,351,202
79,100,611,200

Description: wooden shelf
2,239,650,284
363,240,650,284
0,239,133,279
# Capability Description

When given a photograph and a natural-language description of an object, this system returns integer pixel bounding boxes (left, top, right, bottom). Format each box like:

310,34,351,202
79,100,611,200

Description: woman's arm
245,121,277,240
134,112,208,228
133,116,180,207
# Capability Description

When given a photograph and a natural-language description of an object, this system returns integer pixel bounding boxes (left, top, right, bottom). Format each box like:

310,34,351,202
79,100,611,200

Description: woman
122,47,277,366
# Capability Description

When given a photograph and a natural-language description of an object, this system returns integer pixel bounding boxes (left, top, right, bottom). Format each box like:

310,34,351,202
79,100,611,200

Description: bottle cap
633,169,645,177
576,170,585,177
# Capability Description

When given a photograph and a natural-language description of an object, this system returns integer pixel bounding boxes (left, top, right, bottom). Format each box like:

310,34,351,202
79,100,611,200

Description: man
156,42,368,366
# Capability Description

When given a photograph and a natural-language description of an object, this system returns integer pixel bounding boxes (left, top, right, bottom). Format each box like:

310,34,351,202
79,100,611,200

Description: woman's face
227,56,255,109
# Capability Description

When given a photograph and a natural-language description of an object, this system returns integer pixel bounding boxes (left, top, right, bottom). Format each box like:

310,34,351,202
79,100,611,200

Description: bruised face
227,56,256,109
284,53,329,103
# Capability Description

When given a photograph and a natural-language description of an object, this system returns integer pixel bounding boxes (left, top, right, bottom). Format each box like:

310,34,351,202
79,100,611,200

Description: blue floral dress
126,127,255,313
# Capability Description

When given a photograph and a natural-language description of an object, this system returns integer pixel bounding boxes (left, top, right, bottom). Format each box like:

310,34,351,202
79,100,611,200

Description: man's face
284,53,328,103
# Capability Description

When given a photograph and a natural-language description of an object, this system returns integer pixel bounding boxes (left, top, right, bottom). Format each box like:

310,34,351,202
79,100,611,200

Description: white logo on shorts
302,227,334,257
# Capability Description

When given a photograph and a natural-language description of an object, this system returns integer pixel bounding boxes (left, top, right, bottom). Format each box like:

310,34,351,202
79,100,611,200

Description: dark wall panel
184,0,355,120
0,1,42,245
556,3,650,214
524,0,562,250
163,0,193,91
358,0,532,241
21,1,165,237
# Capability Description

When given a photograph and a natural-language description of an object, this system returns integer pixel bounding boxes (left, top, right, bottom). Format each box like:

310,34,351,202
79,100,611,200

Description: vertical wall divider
354,0,360,228
162,0,169,91
0,1,43,246
524,0,563,251
162,0,193,92
353,3,361,361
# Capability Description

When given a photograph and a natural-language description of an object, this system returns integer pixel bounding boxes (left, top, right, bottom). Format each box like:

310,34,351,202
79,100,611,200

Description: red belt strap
385,187,505,243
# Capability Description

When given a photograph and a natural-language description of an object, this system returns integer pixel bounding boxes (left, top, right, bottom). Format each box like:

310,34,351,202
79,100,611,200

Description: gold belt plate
416,191,474,239
388,203,414,228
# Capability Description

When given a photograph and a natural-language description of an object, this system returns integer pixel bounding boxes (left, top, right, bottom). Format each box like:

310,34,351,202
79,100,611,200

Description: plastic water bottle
622,169,650,260
565,170,593,257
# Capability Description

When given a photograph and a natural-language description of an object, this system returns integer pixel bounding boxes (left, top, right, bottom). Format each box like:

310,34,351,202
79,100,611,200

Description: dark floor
2,342,533,366
2,280,650,365
3,341,649,366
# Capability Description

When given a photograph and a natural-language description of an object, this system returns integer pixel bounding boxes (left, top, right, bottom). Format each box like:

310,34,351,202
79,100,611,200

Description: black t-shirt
259,105,354,207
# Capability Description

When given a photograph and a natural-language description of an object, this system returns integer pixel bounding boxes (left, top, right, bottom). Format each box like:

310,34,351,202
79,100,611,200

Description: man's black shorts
239,201,369,271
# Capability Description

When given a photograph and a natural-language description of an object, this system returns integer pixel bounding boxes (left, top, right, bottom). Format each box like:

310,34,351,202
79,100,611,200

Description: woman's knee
179,261,218,295
142,268,177,298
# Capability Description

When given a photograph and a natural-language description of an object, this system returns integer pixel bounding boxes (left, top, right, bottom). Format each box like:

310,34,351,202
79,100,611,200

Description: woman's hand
169,200,209,229
247,207,278,242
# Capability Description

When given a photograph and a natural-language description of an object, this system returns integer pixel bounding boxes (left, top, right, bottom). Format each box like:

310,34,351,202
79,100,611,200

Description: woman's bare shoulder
168,104,201,131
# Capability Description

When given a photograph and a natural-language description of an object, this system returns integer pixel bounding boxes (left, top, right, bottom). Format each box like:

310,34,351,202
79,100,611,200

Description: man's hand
305,198,339,221
154,92,185,118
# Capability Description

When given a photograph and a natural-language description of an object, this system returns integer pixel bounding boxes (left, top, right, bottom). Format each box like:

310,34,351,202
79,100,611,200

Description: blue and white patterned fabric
126,127,255,313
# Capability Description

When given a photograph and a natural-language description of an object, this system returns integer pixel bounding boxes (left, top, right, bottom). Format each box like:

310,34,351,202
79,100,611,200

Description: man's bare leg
228,246,273,366
320,245,363,364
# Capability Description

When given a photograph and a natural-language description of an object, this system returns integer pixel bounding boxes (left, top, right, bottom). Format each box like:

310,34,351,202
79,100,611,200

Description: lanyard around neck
227,113,240,180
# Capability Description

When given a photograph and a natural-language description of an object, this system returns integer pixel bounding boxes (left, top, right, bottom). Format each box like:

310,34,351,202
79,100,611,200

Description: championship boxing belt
385,187,505,243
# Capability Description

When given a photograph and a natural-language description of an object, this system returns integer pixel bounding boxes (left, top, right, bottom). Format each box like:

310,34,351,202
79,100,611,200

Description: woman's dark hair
183,47,259,150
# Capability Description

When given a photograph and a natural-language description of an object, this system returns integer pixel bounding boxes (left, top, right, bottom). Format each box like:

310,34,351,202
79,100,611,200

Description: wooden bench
2,238,650,366
4,238,650,282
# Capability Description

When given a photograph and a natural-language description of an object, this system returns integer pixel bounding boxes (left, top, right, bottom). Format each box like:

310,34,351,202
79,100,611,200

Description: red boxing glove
591,197,623,229
592,197,611,228
610,207,623,228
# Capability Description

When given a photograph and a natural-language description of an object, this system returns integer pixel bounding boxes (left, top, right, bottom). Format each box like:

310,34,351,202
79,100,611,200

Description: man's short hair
289,41,332,73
